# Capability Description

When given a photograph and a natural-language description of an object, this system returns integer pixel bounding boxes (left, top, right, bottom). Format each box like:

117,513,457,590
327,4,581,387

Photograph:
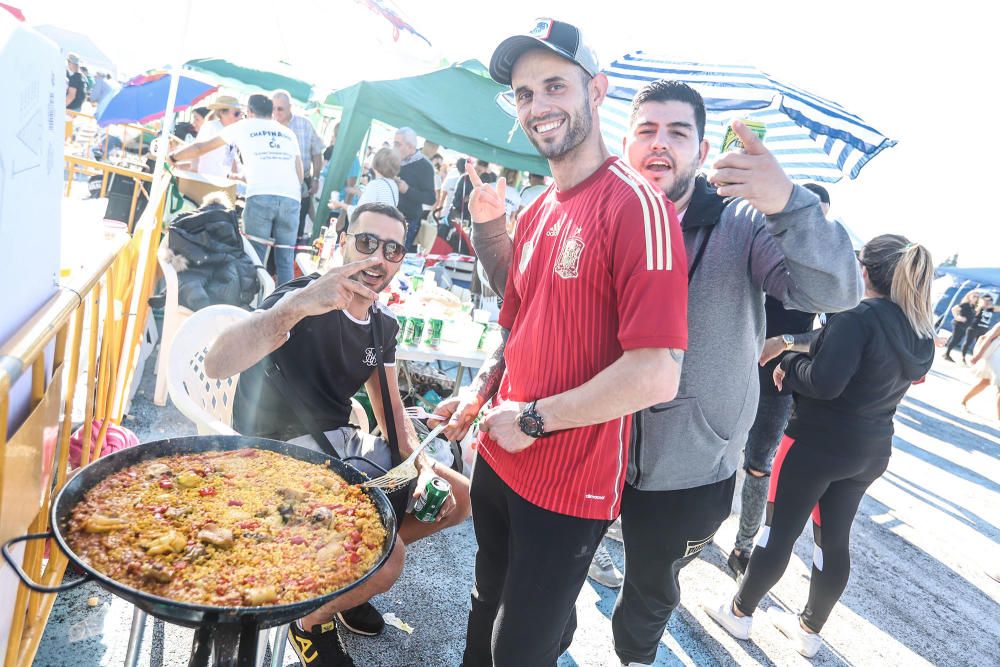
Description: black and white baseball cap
489,18,600,87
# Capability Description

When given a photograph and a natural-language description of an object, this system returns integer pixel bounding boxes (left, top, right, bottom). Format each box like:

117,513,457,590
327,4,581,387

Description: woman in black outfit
705,234,935,657
961,294,996,363
942,290,979,362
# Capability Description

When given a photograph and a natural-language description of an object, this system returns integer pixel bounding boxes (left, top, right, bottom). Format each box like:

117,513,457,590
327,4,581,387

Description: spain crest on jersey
554,236,585,279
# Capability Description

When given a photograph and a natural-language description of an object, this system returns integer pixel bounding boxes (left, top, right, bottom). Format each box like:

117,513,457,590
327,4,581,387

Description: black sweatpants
462,457,610,667
962,326,989,357
611,474,736,664
734,435,889,632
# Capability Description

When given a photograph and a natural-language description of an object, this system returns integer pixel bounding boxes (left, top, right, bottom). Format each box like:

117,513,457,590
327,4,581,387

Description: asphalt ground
35,354,1000,666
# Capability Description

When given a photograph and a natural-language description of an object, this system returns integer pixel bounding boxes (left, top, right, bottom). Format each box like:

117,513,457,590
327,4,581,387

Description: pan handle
2,532,93,593
342,456,389,475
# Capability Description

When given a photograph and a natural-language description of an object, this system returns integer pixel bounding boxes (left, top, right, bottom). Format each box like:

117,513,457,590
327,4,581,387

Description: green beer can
720,119,767,153
413,477,451,523
395,316,409,343
405,316,425,346
426,318,444,347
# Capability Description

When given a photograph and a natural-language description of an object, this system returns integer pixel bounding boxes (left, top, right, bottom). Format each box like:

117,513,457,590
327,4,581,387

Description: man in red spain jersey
435,19,688,666
455,79,862,667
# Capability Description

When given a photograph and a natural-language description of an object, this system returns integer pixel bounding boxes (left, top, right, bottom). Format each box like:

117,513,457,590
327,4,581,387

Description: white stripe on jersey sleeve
608,163,654,271
609,162,675,271
616,161,674,271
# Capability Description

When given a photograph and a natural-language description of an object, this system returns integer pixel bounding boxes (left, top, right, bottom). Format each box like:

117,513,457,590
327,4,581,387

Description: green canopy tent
318,60,549,230
184,57,314,103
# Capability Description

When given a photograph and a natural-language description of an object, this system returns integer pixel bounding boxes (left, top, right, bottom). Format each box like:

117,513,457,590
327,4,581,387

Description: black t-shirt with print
973,307,995,330
232,274,399,440
67,71,86,111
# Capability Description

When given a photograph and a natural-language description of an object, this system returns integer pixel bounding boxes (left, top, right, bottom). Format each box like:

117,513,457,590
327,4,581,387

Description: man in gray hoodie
442,79,861,664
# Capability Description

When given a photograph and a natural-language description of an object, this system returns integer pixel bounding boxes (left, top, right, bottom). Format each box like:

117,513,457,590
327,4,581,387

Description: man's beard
665,159,700,202
526,96,592,161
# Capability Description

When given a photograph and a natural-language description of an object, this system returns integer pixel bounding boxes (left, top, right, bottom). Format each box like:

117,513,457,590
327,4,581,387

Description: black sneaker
942,352,955,362
287,620,355,666
727,549,750,578
336,601,385,636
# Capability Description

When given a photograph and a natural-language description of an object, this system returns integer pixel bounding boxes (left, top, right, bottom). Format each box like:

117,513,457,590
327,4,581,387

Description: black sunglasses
346,232,405,263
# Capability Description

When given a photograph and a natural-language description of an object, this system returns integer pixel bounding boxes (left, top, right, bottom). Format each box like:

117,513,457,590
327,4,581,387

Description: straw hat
206,95,242,119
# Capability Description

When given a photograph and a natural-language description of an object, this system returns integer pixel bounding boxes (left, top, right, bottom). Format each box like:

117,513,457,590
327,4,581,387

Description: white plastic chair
153,234,275,405
166,304,249,435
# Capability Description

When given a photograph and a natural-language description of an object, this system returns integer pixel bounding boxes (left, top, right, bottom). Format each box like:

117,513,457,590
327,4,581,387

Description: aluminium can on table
426,318,444,348
412,477,451,523
395,316,409,343
404,316,425,346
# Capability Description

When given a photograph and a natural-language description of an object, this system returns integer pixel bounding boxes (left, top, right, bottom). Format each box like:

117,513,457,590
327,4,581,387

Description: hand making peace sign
465,161,508,224
293,256,381,317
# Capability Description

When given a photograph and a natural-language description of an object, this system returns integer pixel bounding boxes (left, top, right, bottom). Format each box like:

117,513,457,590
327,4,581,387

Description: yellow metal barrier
0,172,169,667
65,109,157,164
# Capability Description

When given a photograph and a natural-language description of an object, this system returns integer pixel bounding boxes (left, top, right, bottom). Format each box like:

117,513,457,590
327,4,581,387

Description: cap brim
489,34,579,87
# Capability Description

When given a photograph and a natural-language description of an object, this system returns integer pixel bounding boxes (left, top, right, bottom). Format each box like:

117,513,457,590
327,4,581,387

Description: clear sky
21,0,998,266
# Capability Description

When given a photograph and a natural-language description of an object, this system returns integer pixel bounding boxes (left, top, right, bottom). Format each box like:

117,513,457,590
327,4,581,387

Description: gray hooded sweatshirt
472,176,863,493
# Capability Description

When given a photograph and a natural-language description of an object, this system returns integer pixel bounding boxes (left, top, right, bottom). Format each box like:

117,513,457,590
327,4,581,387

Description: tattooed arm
430,327,509,440
470,327,508,403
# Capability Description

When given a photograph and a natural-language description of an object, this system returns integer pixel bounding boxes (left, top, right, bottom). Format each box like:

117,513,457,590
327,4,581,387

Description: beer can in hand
413,477,451,523
720,119,767,153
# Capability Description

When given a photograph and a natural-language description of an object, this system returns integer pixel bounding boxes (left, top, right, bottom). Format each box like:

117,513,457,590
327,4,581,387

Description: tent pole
357,120,373,187
151,0,193,184
315,86,368,241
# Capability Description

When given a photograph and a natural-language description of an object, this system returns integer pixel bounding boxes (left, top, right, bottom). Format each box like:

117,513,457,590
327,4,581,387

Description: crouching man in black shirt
205,202,472,666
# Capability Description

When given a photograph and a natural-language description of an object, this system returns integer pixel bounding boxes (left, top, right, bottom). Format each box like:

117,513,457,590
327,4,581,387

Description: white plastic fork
404,405,438,421
361,422,448,491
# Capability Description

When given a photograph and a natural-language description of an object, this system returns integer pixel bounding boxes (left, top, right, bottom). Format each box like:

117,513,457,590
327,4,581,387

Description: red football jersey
478,157,688,519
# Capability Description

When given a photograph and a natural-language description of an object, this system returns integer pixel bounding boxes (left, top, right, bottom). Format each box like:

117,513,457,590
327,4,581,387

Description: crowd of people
181,18,950,667
64,17,975,667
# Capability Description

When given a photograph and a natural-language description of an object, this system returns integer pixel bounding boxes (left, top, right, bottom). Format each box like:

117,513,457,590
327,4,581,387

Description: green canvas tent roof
185,57,314,103
319,60,549,220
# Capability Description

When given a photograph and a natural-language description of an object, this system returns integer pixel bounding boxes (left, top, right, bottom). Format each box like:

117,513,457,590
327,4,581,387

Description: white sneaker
703,597,752,640
606,517,623,543
606,651,651,667
588,542,624,588
766,607,823,658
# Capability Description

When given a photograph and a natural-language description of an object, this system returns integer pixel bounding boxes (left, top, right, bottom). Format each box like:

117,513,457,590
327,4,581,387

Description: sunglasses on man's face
346,232,406,263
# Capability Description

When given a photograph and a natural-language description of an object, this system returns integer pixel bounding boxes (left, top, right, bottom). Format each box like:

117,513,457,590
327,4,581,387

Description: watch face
519,413,542,437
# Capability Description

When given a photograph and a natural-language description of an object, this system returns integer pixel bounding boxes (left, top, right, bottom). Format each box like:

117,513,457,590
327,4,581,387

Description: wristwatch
781,334,795,350
518,401,547,438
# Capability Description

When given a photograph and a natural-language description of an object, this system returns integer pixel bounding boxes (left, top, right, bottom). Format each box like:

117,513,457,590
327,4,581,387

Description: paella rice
65,448,387,607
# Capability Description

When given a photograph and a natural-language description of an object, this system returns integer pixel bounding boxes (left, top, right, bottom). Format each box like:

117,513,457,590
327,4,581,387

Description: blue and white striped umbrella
598,52,896,183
